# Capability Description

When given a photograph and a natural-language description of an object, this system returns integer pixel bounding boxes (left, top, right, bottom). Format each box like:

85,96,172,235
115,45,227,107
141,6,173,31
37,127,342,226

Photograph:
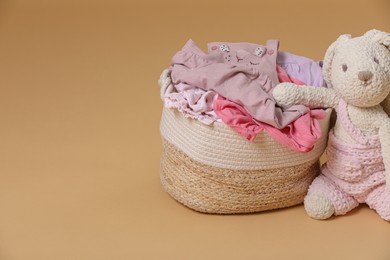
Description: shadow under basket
160,107,331,214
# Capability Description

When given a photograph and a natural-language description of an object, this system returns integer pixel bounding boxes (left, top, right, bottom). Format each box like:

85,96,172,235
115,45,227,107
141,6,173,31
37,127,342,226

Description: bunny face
323,30,390,107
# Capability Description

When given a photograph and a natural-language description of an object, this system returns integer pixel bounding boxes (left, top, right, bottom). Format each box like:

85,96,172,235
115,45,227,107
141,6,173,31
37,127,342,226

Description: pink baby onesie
171,39,309,129
308,99,390,220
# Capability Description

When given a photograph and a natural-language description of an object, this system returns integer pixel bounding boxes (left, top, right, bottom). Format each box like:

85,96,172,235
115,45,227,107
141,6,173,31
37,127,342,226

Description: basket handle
158,68,174,100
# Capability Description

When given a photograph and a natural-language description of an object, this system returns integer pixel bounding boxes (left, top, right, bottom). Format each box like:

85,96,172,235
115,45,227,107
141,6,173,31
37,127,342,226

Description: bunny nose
358,71,373,82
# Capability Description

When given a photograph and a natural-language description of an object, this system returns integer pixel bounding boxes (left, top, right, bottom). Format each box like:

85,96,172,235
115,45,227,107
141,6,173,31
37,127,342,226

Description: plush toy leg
304,175,359,220
365,184,390,221
304,191,335,219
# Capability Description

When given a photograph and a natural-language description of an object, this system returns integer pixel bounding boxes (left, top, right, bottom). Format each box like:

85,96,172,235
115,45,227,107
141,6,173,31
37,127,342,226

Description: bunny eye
342,64,348,72
373,57,379,64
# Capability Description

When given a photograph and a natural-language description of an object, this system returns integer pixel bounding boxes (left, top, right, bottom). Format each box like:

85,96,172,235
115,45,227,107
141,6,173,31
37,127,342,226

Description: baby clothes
207,40,280,84
208,41,326,87
163,65,303,127
277,52,326,87
164,83,221,125
214,96,326,152
171,39,309,129
213,67,324,152
276,65,305,85
307,99,390,220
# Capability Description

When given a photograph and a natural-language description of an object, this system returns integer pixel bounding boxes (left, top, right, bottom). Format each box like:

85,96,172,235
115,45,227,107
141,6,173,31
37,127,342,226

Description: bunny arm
379,118,390,191
272,82,339,109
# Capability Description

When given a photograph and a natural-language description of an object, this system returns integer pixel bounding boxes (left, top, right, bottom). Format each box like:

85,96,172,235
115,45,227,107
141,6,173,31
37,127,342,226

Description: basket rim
160,107,331,170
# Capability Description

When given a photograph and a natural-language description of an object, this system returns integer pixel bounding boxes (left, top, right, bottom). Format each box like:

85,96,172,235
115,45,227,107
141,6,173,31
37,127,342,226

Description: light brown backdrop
0,0,389,259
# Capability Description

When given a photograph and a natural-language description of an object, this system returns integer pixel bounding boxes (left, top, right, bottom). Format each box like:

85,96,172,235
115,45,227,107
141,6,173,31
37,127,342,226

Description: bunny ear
364,29,390,49
322,34,351,87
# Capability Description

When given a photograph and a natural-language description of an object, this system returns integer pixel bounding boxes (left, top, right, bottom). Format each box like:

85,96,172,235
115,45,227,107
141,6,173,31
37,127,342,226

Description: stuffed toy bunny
272,29,390,221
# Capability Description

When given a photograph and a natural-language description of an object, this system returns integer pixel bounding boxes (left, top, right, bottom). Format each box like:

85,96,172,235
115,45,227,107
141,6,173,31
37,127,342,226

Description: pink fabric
171,39,309,129
307,100,390,221
164,83,220,125
211,58,320,152
213,96,326,152
163,66,302,127
276,65,305,85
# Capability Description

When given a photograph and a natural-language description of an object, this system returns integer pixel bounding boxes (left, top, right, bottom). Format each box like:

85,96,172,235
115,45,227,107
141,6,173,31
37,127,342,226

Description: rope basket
159,69,331,214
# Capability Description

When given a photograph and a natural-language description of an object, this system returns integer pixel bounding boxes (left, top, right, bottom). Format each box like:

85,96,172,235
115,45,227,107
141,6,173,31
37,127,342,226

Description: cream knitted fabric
307,100,390,221
273,29,390,221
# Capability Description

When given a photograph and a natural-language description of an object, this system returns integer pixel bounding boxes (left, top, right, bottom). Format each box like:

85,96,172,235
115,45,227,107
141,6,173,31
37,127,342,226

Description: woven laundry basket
159,70,331,214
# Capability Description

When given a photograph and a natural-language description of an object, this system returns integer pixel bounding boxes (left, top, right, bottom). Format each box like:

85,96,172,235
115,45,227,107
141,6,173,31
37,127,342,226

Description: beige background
0,0,389,259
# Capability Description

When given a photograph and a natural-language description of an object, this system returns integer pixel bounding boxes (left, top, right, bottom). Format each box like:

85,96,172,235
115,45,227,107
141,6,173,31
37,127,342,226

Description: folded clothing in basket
207,41,326,88
164,82,221,125
214,96,326,152
161,39,327,152
171,39,309,129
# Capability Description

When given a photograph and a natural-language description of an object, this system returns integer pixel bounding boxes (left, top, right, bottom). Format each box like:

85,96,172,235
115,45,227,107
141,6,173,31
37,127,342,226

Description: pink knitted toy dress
307,99,390,220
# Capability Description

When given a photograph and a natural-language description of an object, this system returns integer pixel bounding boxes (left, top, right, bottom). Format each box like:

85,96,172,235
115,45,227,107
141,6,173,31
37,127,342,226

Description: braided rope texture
161,138,321,214
159,96,331,213
160,107,331,170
